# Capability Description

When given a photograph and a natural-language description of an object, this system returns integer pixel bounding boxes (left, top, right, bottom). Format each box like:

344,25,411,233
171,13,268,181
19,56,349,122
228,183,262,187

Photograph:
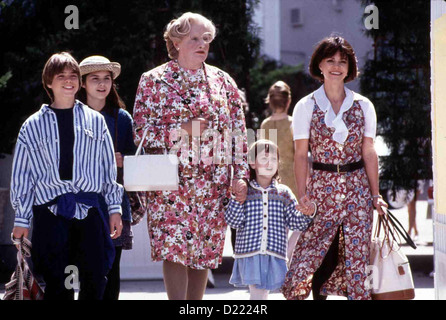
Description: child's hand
115,152,123,168
232,179,248,204
11,227,29,249
297,195,316,216
109,213,123,239
300,202,316,217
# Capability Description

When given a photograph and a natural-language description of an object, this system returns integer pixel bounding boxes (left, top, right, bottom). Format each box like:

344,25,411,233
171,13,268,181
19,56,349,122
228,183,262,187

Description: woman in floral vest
281,35,388,300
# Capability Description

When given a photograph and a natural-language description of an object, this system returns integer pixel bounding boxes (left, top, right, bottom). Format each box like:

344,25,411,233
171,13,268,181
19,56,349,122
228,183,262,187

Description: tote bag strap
375,212,400,258
383,207,417,249
377,214,392,257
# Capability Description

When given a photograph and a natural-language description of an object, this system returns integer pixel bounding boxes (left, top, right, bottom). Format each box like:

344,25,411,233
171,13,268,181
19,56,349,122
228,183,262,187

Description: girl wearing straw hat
78,55,136,300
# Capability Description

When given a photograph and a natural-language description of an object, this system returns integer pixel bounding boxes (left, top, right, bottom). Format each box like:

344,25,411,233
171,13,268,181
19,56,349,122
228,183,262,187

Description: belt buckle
337,164,346,174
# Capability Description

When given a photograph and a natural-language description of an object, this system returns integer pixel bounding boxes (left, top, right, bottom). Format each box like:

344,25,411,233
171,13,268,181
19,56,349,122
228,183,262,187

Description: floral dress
133,60,249,270
281,97,374,300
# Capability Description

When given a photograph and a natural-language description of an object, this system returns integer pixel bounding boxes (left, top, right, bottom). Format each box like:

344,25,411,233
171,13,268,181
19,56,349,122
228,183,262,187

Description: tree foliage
0,0,261,154
359,0,432,192
247,56,319,129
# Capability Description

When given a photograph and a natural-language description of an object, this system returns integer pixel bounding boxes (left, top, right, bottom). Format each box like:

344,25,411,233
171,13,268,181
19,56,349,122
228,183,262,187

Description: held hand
300,202,317,217
232,179,248,204
181,117,209,136
374,197,388,216
11,226,29,249
115,152,123,168
109,213,123,239
297,195,315,216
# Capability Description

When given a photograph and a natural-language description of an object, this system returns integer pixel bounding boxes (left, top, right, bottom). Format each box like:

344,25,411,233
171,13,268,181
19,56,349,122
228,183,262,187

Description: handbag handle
10,234,32,260
135,126,171,157
375,214,396,257
373,207,417,253
383,207,417,249
135,126,150,156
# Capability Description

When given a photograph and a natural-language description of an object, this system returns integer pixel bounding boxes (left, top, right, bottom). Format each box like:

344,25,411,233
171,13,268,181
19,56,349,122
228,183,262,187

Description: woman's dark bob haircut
309,35,359,83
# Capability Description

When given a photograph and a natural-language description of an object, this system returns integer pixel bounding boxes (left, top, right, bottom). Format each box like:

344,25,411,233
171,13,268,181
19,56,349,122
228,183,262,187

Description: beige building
431,0,446,300
253,0,374,93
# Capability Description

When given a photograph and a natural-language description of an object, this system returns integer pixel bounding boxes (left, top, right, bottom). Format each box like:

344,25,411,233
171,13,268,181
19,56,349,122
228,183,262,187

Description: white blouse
292,85,377,144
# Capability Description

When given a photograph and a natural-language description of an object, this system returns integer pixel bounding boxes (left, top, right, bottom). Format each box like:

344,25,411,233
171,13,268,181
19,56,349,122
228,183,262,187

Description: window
290,8,303,27
332,0,343,12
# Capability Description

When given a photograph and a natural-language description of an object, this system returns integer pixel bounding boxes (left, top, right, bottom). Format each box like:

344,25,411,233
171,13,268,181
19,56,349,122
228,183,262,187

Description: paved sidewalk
0,271,435,300
0,200,436,300
112,271,435,300
118,197,437,300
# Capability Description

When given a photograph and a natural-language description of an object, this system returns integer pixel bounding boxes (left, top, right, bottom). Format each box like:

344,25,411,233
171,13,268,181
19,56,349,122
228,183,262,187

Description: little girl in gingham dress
225,139,317,300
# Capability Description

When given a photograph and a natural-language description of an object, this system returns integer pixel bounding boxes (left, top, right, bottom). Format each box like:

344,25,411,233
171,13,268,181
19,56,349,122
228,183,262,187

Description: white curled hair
163,12,216,59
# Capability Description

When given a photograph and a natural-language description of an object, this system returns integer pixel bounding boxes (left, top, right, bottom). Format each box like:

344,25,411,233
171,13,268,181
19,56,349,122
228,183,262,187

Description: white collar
249,179,278,192
312,85,362,144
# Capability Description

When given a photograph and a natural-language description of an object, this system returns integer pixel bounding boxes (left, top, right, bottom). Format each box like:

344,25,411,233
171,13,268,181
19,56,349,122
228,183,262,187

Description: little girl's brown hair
248,139,280,182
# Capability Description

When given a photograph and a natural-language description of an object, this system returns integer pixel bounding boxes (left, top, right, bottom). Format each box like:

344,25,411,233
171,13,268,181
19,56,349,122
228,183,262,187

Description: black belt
312,160,364,173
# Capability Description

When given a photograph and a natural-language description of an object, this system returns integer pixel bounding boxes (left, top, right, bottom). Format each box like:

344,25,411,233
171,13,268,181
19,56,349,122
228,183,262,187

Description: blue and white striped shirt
11,100,123,228
225,180,313,260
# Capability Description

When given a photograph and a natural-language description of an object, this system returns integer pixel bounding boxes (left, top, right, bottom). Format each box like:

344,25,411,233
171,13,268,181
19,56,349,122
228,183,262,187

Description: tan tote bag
368,210,416,300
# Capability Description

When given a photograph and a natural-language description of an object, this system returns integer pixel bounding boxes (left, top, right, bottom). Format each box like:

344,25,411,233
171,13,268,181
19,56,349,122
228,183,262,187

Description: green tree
0,0,261,154
359,0,432,195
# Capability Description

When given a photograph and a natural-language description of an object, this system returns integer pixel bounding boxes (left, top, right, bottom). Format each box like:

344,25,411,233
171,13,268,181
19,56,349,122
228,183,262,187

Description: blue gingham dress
225,180,313,290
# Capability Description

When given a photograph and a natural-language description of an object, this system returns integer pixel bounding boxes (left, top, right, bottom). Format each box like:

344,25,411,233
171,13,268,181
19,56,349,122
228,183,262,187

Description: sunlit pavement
114,199,436,300
0,200,436,300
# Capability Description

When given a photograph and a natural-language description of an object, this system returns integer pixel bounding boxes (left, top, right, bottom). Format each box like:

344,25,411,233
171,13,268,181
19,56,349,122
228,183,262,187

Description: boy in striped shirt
10,52,123,300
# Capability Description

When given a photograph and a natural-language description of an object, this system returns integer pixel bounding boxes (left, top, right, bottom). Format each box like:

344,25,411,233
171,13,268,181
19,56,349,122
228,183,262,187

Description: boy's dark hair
42,52,81,101
309,35,359,83
248,139,280,182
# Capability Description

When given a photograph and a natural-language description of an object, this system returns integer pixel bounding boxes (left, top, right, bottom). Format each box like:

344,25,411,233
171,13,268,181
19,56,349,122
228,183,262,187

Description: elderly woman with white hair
132,12,249,300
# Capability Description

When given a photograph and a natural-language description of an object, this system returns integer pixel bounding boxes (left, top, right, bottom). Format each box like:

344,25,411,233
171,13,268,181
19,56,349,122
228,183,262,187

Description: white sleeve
292,96,313,140
359,99,377,139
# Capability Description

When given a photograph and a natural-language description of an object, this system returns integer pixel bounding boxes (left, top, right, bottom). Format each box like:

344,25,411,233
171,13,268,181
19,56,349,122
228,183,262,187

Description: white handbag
367,211,415,300
123,127,179,191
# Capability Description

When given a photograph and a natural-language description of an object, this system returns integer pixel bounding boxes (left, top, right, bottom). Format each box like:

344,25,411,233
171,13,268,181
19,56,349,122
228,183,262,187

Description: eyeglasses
190,32,214,44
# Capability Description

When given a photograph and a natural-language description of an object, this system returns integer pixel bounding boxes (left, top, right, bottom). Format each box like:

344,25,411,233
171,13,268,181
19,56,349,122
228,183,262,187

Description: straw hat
79,55,121,79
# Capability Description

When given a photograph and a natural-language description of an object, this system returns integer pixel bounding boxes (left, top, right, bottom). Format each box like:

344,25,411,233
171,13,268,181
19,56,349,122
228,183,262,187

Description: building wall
431,0,446,300
255,0,374,93
252,0,281,61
